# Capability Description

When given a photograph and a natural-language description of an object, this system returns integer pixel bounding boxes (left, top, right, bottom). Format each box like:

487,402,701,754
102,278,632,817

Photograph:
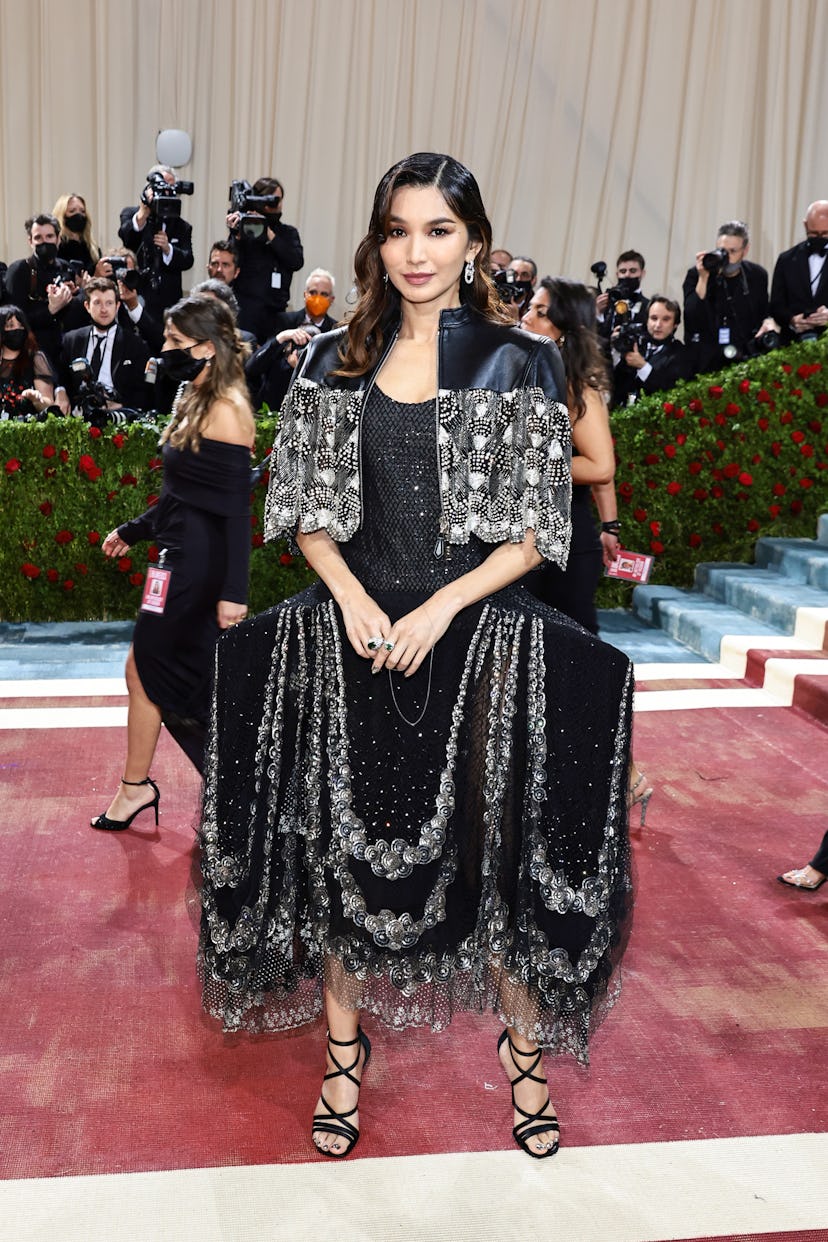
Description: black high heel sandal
497,1029,560,1158
312,1026,372,1159
91,776,160,832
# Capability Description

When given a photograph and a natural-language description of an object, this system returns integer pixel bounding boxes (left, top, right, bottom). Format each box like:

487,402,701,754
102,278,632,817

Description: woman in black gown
91,296,254,829
199,154,633,1160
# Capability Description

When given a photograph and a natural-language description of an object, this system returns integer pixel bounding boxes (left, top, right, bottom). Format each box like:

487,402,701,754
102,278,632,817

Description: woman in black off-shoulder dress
91,295,254,828
198,154,633,1161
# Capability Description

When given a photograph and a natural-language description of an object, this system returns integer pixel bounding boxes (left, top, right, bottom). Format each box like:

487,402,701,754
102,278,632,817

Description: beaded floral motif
263,379,572,565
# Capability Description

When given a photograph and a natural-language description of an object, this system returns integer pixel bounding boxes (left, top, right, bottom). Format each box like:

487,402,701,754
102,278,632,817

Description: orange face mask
305,293,331,318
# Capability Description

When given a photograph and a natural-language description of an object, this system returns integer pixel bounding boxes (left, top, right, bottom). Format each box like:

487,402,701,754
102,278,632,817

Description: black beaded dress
198,384,633,1063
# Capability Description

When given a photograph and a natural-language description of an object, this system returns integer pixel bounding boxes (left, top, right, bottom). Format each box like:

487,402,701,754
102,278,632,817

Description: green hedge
2,337,827,622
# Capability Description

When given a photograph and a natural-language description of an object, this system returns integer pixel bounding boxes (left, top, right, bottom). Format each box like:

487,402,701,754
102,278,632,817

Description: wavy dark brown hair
538,278,611,420
335,152,509,377
161,295,251,451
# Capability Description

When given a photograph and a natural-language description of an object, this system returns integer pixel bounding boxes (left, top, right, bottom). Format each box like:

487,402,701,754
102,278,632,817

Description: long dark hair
161,295,250,451
336,152,509,377
0,305,39,379
539,278,610,419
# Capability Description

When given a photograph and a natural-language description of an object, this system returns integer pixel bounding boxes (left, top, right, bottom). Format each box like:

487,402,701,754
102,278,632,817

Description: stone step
754,536,828,588
693,563,828,634
632,584,785,662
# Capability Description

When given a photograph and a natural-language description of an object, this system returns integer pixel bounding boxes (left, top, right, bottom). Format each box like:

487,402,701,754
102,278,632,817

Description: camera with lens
702,247,728,276
615,323,648,356
605,276,641,322
590,260,608,292
101,256,142,293
141,171,194,224
745,329,781,358
67,357,143,427
493,270,533,307
228,179,282,240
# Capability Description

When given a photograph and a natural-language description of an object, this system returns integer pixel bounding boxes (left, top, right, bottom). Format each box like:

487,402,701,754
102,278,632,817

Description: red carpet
1,699,826,1182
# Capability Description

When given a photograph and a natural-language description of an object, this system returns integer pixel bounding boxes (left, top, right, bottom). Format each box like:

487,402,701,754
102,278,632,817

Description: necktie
90,333,106,379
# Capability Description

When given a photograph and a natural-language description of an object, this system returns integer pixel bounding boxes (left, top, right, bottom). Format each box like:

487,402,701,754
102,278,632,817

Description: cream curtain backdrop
0,0,825,318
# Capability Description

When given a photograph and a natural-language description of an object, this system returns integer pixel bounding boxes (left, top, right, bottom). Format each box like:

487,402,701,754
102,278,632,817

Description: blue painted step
753,536,828,589
632,584,783,662
694,563,828,632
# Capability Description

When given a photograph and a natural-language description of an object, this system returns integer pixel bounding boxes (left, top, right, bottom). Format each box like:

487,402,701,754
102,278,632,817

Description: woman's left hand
369,594,456,678
600,531,620,568
217,600,248,630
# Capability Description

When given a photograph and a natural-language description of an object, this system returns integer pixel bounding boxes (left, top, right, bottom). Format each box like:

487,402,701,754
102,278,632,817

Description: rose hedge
596,336,828,607
1,414,314,622
2,337,827,622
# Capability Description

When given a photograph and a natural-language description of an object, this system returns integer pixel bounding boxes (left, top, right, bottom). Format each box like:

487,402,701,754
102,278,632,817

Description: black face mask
64,213,87,233
806,236,828,256
160,347,207,383
615,276,639,296
34,241,58,264
2,328,27,351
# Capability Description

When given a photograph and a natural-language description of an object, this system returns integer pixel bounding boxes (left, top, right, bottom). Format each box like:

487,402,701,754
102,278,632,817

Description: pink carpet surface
1,697,826,1180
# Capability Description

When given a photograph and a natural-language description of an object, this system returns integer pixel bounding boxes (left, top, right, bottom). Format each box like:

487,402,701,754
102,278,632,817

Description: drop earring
463,259,475,285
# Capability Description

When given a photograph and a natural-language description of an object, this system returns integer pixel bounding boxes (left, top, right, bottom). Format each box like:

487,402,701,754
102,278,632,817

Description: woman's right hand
339,588,392,660
102,529,130,559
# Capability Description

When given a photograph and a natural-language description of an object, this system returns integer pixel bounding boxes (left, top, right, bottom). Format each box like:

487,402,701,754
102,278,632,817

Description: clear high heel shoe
91,776,160,831
628,772,654,827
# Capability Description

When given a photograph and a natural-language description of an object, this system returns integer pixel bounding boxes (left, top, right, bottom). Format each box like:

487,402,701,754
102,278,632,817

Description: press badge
271,271,282,289
718,326,731,345
141,553,172,615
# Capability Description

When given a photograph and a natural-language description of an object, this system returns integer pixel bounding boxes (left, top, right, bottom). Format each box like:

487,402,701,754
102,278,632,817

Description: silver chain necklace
387,647,435,726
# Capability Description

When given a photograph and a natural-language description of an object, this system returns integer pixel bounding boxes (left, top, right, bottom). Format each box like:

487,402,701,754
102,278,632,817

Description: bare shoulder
202,389,256,449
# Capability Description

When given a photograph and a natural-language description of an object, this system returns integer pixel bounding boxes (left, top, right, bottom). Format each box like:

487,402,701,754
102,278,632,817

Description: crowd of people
6,157,824,1161
1,165,825,423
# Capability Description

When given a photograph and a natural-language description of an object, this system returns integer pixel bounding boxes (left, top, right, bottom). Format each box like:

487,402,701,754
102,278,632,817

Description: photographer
595,250,649,345
226,176,303,344
3,214,87,367
118,164,194,319
770,199,828,343
612,296,691,406
55,277,151,417
245,323,319,412
682,220,771,373
94,248,164,353
493,255,536,323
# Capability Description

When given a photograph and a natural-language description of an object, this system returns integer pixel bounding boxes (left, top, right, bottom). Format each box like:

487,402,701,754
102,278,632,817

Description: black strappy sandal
312,1026,372,1158
497,1029,560,1158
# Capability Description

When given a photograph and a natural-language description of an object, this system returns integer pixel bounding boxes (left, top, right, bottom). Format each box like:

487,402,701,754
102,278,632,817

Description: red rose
689,533,702,548
674,407,686,419
714,413,727,426
693,488,708,501
633,508,647,521
780,410,793,423
649,520,661,536
87,530,101,545
147,544,159,562
747,519,760,532
790,499,803,514
751,454,762,464
251,533,264,548
5,458,21,473
78,454,102,481
663,402,675,413
42,444,56,458
725,403,740,416
120,473,138,486
738,472,753,486
107,490,117,501
711,522,724,536
799,478,813,489
770,442,782,457
739,379,751,394
39,501,53,516
129,572,144,587
757,418,769,431
711,485,724,498
792,388,803,397
808,420,823,433
801,444,814,457
21,562,41,579
791,430,806,443
689,461,703,475
88,426,101,439
781,363,792,373
117,557,133,572
646,479,657,490
44,466,56,479
768,504,781,518
666,481,682,495
62,579,75,591
279,552,294,566
650,539,664,554
676,433,687,445
699,416,710,427
772,483,786,496
47,568,59,583
145,493,159,507
60,449,69,463
618,482,633,499
73,562,88,575
816,393,828,408
664,444,677,458
644,453,660,466
148,456,163,470
111,433,126,448
723,463,740,478
688,399,703,413
756,389,772,403
708,386,723,397
55,529,74,545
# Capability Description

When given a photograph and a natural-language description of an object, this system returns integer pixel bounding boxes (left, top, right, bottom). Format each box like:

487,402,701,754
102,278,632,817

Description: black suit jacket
59,324,151,410
3,256,88,366
613,336,691,405
275,307,338,335
683,259,769,372
118,207,194,317
770,241,828,339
